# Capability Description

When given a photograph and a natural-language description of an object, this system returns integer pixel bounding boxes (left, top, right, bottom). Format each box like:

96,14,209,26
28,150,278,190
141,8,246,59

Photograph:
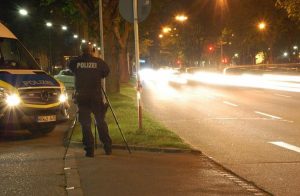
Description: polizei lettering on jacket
23,80,55,86
77,62,97,69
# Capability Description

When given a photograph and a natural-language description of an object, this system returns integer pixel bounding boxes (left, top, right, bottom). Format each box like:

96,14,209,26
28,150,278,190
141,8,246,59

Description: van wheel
28,124,56,135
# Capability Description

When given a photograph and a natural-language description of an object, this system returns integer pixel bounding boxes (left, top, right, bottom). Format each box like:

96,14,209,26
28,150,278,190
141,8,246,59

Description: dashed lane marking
269,141,300,154
274,94,291,98
223,101,238,107
255,111,282,120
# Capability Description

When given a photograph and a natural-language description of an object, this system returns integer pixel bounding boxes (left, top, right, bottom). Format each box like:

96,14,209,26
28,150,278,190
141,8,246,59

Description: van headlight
0,88,21,107
59,93,68,103
5,94,21,107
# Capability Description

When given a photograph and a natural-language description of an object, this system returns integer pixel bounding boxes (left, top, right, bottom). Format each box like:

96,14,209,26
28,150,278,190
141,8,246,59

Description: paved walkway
64,147,271,196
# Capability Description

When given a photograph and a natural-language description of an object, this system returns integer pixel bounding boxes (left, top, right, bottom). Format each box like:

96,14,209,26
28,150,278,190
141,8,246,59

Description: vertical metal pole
48,30,52,74
133,0,142,129
99,0,106,96
99,0,105,60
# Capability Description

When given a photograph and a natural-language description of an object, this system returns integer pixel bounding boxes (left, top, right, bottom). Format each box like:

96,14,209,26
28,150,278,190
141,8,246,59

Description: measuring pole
133,0,142,129
99,0,107,96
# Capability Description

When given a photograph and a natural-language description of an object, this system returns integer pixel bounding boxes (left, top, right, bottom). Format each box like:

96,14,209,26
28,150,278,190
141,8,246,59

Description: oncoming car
54,69,75,90
0,22,69,134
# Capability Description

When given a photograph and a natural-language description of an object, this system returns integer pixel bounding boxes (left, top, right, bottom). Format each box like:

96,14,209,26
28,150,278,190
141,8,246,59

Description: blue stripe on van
0,72,60,88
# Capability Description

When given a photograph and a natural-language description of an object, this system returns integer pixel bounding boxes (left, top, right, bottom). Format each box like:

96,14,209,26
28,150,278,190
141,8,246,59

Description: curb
68,141,202,155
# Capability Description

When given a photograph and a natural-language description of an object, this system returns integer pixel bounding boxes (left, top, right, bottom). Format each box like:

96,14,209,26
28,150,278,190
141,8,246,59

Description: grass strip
71,83,190,149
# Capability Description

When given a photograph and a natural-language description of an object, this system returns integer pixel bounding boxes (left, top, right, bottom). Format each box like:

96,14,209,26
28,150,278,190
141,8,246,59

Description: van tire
28,124,56,135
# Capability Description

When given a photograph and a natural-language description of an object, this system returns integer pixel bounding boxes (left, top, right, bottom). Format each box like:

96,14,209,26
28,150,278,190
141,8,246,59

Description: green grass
71,83,190,149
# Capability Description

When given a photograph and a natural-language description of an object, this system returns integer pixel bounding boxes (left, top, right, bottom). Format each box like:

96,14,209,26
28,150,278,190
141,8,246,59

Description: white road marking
274,94,291,98
269,141,300,153
254,111,282,120
223,101,238,107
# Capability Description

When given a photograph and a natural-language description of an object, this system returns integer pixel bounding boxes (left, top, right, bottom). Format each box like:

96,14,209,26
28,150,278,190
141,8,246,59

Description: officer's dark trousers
78,99,112,150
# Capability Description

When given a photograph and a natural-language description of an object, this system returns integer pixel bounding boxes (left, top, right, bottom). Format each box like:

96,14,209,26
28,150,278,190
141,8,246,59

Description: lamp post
46,22,53,74
257,21,272,63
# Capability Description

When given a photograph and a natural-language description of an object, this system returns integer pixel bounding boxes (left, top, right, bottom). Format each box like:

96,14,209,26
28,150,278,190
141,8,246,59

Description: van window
0,38,40,70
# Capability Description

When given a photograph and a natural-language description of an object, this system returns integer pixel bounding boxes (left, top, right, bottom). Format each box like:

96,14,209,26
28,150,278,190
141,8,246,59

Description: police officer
69,43,112,157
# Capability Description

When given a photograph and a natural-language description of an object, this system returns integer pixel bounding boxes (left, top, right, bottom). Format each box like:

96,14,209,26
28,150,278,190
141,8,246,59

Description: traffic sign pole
133,0,142,129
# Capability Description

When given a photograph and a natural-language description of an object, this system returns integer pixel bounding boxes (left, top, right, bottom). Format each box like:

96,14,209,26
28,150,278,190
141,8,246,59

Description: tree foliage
276,0,300,21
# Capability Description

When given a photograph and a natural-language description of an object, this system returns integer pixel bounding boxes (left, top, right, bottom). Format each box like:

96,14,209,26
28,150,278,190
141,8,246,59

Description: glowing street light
293,45,298,50
82,39,86,43
61,25,68,31
158,34,163,39
19,9,28,16
175,14,188,22
283,52,289,57
258,21,266,31
73,34,78,39
46,22,53,27
162,27,172,34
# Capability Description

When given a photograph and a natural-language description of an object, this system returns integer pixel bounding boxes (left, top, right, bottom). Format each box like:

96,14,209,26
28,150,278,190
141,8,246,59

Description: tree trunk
119,47,129,83
105,34,120,93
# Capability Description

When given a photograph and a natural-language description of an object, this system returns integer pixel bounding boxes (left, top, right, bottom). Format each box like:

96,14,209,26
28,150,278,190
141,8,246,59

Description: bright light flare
162,27,172,34
6,94,21,107
59,93,68,103
175,15,188,22
185,71,300,93
46,22,53,27
19,9,28,16
61,25,68,31
258,22,266,30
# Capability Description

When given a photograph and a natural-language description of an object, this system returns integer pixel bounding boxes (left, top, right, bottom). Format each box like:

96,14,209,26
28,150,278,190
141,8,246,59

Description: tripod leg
94,118,97,149
63,116,77,160
101,87,131,154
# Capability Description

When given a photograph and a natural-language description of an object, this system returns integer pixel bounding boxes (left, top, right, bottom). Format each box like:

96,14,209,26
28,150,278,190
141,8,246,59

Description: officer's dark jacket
69,53,109,97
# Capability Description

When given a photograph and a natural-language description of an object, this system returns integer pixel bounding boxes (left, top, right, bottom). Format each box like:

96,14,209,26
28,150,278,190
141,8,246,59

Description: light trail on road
140,68,300,93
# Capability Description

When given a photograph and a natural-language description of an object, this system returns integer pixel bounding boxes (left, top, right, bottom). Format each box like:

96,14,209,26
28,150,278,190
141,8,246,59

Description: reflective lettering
76,62,97,69
23,80,55,86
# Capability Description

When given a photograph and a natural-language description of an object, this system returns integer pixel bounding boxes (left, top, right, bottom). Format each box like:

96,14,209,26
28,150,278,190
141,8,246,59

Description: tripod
101,87,131,154
63,88,131,160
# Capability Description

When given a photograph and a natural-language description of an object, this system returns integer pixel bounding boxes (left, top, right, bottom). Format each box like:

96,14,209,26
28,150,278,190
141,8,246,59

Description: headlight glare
5,94,21,107
59,93,68,103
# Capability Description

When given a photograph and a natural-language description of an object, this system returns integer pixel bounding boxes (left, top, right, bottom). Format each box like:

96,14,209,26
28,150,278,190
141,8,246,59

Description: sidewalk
64,146,271,196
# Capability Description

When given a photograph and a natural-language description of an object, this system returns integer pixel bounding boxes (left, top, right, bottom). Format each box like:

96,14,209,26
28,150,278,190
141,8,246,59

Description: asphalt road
142,80,300,196
0,122,70,196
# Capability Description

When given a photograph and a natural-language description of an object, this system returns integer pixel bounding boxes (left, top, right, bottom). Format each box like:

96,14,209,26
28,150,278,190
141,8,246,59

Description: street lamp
45,22,53,74
162,27,172,34
258,21,266,31
61,25,68,31
175,14,188,22
46,22,53,27
73,34,78,39
19,9,28,16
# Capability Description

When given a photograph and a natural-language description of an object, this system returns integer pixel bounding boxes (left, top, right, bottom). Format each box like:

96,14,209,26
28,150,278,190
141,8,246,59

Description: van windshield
0,38,40,70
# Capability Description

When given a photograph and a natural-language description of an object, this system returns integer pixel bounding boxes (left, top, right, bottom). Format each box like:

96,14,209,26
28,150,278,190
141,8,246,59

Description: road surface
142,79,300,196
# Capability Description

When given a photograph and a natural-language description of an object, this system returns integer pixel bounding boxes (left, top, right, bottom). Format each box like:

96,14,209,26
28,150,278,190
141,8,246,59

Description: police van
0,22,69,134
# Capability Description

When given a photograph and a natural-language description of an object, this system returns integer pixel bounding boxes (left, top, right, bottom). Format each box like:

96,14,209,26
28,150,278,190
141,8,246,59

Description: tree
41,0,132,92
276,0,300,21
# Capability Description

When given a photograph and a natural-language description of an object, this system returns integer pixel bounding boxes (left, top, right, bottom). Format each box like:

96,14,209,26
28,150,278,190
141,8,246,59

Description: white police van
0,22,69,134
